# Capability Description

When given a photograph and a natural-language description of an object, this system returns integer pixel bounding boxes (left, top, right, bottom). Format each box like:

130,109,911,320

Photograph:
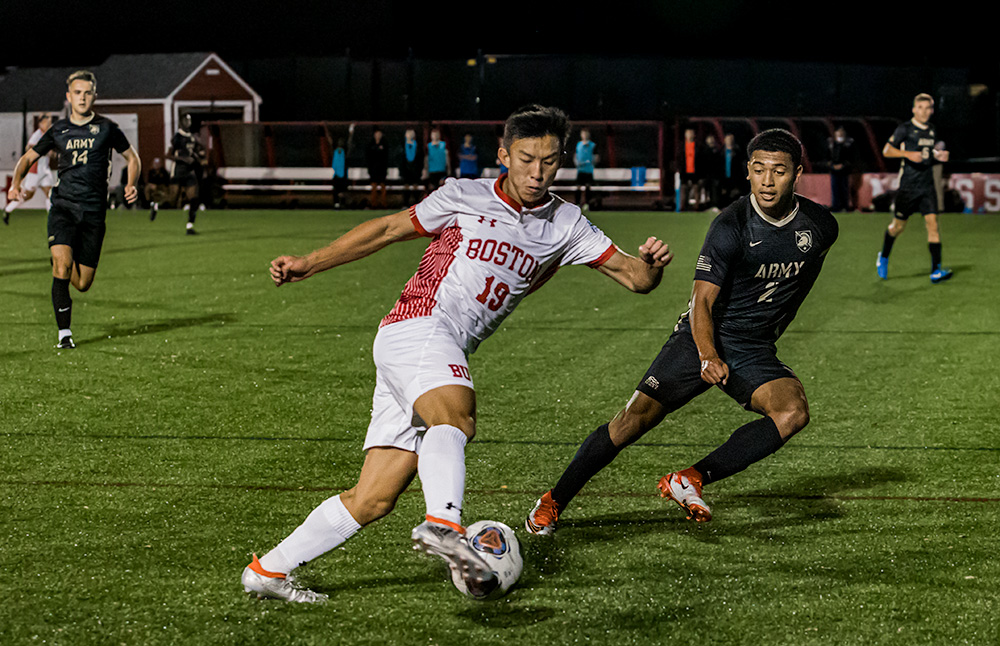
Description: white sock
259,494,361,574
5,201,20,213
186,221,194,229
417,424,469,526
58,328,72,340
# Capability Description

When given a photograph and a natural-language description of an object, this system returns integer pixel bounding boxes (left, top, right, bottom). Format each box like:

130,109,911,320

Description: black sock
881,230,896,258
693,417,784,486
550,423,622,510
52,277,72,330
929,242,942,270
187,200,199,224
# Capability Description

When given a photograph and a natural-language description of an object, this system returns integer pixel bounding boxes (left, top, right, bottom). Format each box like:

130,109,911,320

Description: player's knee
609,404,660,446
342,488,397,525
772,405,809,436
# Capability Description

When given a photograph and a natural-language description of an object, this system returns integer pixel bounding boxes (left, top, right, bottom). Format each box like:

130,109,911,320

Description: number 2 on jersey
475,275,510,311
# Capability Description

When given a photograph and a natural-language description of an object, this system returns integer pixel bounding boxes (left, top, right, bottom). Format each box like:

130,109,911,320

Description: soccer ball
451,520,523,600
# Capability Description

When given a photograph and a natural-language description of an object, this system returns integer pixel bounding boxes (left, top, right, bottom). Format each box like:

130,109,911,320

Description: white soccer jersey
27,128,51,175
381,176,616,354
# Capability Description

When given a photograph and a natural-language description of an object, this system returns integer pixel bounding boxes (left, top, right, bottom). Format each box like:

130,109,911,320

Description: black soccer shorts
892,188,937,220
47,204,107,269
635,324,797,413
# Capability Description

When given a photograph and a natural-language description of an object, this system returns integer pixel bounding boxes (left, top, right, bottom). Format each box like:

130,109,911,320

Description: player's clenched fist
699,355,729,386
270,255,313,286
638,236,673,268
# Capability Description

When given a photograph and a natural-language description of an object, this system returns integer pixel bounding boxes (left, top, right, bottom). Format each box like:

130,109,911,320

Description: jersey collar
493,173,554,214
910,118,930,130
750,193,800,227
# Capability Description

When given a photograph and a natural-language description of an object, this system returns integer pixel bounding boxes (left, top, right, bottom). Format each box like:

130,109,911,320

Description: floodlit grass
1,206,997,645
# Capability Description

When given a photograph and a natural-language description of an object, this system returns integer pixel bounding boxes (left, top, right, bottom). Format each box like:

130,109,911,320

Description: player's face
66,80,96,118
912,100,934,124
747,150,802,214
498,134,562,207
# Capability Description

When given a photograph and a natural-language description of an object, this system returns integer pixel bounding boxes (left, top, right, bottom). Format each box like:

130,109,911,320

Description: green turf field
1,207,997,645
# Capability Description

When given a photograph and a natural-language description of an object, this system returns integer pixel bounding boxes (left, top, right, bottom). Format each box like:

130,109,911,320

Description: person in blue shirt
328,123,354,209
495,136,508,175
574,128,598,207
425,129,450,189
458,133,479,179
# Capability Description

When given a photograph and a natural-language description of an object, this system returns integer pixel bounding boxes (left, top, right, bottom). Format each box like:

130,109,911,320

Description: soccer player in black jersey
166,114,206,235
526,129,838,533
876,93,952,283
6,70,140,349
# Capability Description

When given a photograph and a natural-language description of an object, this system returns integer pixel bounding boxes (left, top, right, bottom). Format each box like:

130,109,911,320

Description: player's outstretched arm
596,236,673,293
270,209,421,286
690,279,728,386
6,149,40,201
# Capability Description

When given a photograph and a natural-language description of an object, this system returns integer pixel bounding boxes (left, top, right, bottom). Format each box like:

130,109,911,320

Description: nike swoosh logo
750,241,763,247
58,307,70,312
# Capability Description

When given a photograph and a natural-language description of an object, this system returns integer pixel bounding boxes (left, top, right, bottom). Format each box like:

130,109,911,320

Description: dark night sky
2,0,995,70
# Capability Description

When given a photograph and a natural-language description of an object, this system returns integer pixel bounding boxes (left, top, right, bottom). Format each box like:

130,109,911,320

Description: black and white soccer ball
452,520,523,600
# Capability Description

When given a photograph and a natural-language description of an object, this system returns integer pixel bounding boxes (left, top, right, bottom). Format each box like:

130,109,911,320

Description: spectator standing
366,128,389,209
331,124,354,210
827,126,857,212
425,129,450,189
400,128,424,204
678,128,705,211
574,128,598,208
718,133,747,209
458,133,480,179
701,134,724,211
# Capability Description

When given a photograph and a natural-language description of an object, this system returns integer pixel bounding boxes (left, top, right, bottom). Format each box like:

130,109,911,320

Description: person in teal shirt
425,129,450,189
574,128,598,207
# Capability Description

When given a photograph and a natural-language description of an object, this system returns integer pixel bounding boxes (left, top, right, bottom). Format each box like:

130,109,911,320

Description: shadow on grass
457,602,556,627
534,466,910,553
81,312,238,344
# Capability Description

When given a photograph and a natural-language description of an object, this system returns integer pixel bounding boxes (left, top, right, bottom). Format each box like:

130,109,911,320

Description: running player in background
526,129,838,534
876,93,952,283
166,114,205,235
242,105,674,603
4,114,54,224
7,71,140,349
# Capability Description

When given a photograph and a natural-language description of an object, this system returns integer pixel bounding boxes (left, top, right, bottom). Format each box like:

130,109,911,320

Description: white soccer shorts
23,170,53,190
363,316,474,453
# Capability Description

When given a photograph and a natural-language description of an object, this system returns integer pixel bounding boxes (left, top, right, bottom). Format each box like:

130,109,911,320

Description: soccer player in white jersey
4,114,54,224
242,105,674,602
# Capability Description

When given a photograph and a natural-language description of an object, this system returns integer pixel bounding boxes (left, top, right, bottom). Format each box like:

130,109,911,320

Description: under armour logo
478,216,496,227
445,502,461,511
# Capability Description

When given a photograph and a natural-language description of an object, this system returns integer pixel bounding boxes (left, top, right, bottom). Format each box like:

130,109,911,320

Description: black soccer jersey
170,130,203,177
687,195,839,343
887,120,941,194
33,115,131,211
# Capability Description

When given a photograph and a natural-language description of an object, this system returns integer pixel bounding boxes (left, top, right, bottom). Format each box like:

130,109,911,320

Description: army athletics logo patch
795,230,813,253
89,124,100,135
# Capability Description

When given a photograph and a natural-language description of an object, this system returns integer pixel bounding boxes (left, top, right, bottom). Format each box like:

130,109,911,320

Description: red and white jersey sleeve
27,128,48,174
382,176,615,353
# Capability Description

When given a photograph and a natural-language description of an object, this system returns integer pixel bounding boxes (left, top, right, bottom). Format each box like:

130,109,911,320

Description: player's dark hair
502,105,570,151
747,128,803,168
66,70,97,91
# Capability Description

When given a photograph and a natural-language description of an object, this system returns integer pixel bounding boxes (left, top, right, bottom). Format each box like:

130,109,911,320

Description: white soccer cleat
658,470,712,522
241,554,328,603
525,490,559,536
411,518,499,598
